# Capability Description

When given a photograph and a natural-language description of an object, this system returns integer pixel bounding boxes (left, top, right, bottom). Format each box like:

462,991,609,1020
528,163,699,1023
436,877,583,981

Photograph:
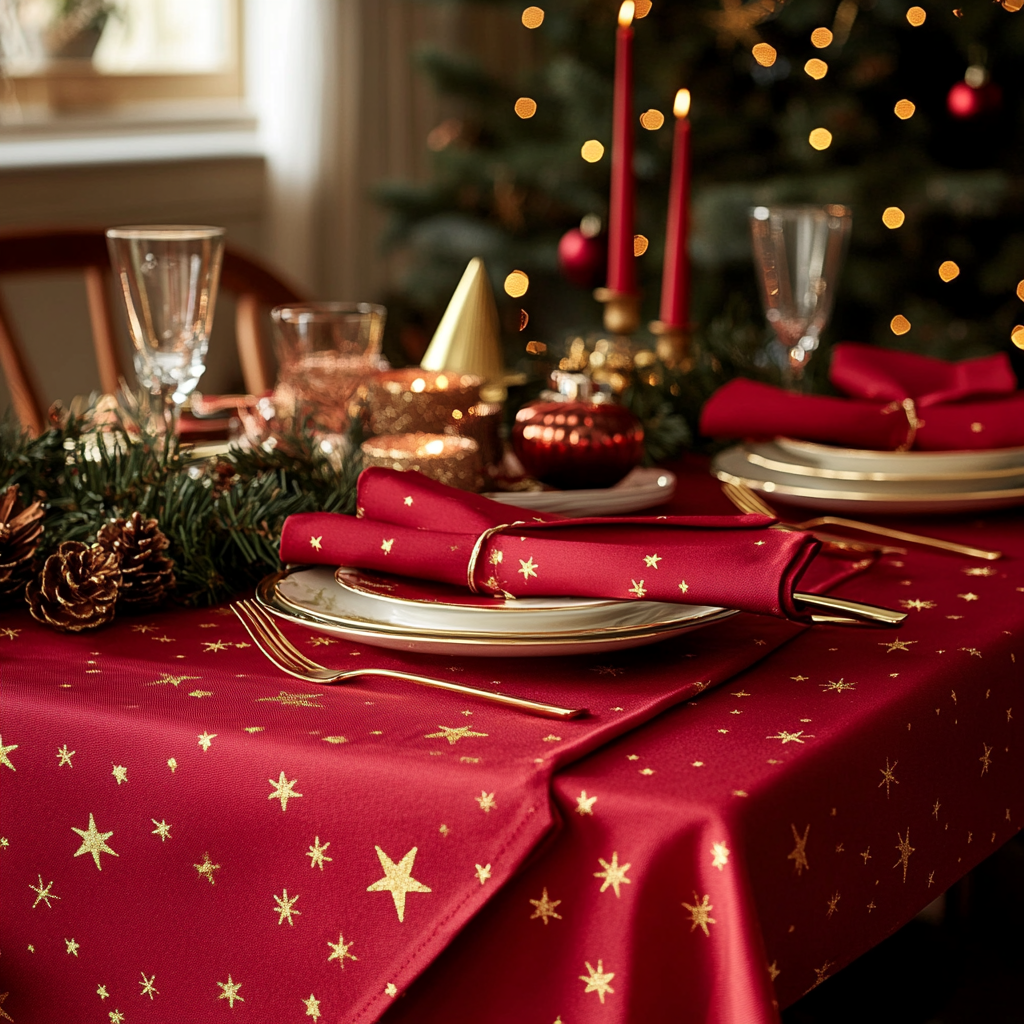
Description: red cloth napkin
280,468,822,620
700,343,1024,450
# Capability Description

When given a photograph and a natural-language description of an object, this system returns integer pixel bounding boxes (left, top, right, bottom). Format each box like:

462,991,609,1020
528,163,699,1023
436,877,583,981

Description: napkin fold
281,468,822,621
700,343,1024,451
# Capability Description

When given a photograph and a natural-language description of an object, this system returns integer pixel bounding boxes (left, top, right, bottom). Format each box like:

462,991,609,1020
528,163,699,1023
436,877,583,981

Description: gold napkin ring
881,397,923,452
467,522,525,595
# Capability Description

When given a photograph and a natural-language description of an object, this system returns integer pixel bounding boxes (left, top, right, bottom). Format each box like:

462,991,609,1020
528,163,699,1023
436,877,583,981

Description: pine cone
0,484,44,605
95,512,176,612
26,541,121,633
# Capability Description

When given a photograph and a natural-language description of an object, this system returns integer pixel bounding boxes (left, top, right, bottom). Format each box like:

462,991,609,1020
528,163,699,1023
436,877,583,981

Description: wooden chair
0,227,305,434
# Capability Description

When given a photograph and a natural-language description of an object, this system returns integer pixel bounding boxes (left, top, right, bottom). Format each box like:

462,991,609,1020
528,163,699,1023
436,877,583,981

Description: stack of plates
713,439,1024,514
256,564,734,657
484,467,676,516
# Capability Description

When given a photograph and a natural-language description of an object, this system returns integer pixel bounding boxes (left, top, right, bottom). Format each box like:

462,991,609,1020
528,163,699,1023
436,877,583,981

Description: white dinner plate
484,467,675,516
258,566,735,657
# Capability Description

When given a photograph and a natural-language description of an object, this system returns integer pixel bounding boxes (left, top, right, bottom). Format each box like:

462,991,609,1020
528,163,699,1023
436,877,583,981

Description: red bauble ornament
557,227,606,289
947,80,1002,119
512,398,644,489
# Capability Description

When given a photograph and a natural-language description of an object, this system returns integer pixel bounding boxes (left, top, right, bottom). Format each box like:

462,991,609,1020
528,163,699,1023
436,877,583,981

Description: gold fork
722,481,1002,561
231,599,587,720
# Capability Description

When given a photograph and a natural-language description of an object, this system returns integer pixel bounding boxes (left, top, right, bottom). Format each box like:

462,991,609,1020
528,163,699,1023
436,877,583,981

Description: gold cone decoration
421,258,505,384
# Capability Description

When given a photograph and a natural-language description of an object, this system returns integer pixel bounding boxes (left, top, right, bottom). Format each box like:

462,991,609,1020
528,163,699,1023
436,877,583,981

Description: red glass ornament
512,399,645,489
557,227,607,289
947,80,1001,119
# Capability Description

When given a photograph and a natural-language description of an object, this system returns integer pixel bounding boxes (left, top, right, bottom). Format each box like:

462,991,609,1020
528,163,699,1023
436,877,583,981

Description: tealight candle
367,369,483,436
360,433,484,491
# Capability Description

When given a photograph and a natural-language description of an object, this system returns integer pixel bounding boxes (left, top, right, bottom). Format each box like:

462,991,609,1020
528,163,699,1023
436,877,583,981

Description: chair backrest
0,227,305,434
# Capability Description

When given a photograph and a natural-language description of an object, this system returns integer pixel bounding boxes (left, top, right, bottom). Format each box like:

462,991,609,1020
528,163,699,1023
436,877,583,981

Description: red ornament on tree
512,374,644,489
947,72,1002,119
557,219,606,289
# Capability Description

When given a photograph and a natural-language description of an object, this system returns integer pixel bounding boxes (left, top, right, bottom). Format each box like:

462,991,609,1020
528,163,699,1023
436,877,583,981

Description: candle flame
673,89,691,119
423,439,446,455
618,1,634,28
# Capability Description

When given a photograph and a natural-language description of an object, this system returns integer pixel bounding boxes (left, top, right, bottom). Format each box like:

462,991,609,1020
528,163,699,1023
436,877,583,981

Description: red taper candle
606,1,636,295
659,88,691,328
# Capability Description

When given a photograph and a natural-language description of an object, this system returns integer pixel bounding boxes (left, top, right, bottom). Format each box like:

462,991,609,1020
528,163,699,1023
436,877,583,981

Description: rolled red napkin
700,344,1024,451
281,468,822,620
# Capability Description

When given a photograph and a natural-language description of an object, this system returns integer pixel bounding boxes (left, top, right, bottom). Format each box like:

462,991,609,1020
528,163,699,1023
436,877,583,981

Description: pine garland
0,400,359,607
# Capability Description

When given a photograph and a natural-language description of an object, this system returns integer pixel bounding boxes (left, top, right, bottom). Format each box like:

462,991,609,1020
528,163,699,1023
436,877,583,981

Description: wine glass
106,225,226,441
750,204,851,388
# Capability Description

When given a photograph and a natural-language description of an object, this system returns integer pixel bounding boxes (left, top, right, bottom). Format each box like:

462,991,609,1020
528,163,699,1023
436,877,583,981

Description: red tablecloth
1,462,1021,1024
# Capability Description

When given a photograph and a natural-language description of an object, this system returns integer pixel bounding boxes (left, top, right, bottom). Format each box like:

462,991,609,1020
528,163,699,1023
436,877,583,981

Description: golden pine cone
95,511,176,612
0,484,45,604
26,541,121,633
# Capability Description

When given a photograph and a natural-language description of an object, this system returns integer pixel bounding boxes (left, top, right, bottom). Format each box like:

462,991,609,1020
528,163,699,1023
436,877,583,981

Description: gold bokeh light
810,27,833,47
640,109,665,130
634,0,653,17
514,97,538,119
938,261,960,282
882,206,906,229
804,58,828,80
906,6,927,26
1016,279,1024,302
890,315,911,336
581,139,605,162
633,234,649,256
894,99,916,119
521,6,544,29
519,309,529,331
504,270,530,298
752,43,777,67
1012,325,1024,350
808,127,833,150
1004,0,1023,11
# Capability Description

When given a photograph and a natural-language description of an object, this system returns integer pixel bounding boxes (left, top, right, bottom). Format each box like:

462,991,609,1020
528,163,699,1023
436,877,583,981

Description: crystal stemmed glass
750,204,852,388
106,225,226,441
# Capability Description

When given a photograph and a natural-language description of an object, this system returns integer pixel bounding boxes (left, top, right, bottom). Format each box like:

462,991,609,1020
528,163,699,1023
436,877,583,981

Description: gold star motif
109,1010,125,1024
711,841,731,870
678,579,689,594
476,791,497,813
196,731,217,752
681,892,716,936
592,664,625,676
131,624,156,633
576,790,597,815
644,553,662,568
381,538,395,555
475,862,492,884
893,829,915,882
628,579,647,598
767,730,812,744
97,985,109,1000
307,836,332,870
147,673,199,687
111,764,128,784
959,647,982,658
821,679,857,693
217,975,244,1008
367,845,431,922
403,496,413,506
71,813,117,870
963,566,996,576
979,743,993,776
932,799,942,820
639,767,655,776
755,540,766,546
424,725,488,745
768,960,780,982
518,556,539,580
309,636,337,647
0,736,18,771
878,639,916,653
268,771,302,811
167,757,177,772
791,674,809,682
203,640,231,652
579,959,615,1003
30,874,60,908
139,972,159,999
861,847,872,864
788,823,810,875
529,887,562,924
0,627,21,639
439,824,450,837
273,888,301,925
957,592,979,602
56,744,75,767
900,599,936,611
826,891,840,918
814,960,835,985
385,983,398,998
65,937,80,956
878,757,899,798
194,852,220,884
257,690,324,707
151,819,171,841
189,690,214,698
152,635,175,643
594,851,631,897
927,871,936,888
310,535,322,551
327,932,358,968
303,993,322,1020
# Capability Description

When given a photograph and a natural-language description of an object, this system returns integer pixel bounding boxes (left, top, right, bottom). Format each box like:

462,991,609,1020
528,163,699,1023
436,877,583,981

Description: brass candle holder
593,287,641,336
648,319,694,370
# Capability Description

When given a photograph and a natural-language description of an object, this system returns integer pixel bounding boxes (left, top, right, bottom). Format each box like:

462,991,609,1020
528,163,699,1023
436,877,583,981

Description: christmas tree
375,0,1024,410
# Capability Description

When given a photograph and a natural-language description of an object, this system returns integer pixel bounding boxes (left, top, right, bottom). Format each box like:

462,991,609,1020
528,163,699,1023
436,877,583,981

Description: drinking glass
750,204,851,387
106,225,225,440
271,302,387,435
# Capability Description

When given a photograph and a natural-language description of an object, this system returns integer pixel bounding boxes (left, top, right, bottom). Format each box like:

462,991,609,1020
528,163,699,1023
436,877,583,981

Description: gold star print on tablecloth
878,758,899,797
303,992,322,1020
894,829,915,883
56,744,75,767
108,1010,125,1023
217,975,244,1008
788,824,810,875
0,736,17,771
594,852,631,897
424,725,488,746
575,791,597,815
194,852,220,884
197,732,217,752
30,874,60,909
579,959,615,1003
273,889,301,925
821,679,856,694
529,887,562,924
96,985,109,1000
257,691,324,708
111,764,128,784
307,836,332,870
151,819,171,842
71,813,118,870
826,891,841,918
65,937,80,956
767,730,813,745
327,932,358,968
139,972,158,999
203,640,231,652
147,673,199,688
980,743,994,776
269,771,303,811
900,599,936,611
681,893,716,937
711,841,731,870
475,791,497,812
878,639,916,653
367,846,431,922
0,627,20,639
